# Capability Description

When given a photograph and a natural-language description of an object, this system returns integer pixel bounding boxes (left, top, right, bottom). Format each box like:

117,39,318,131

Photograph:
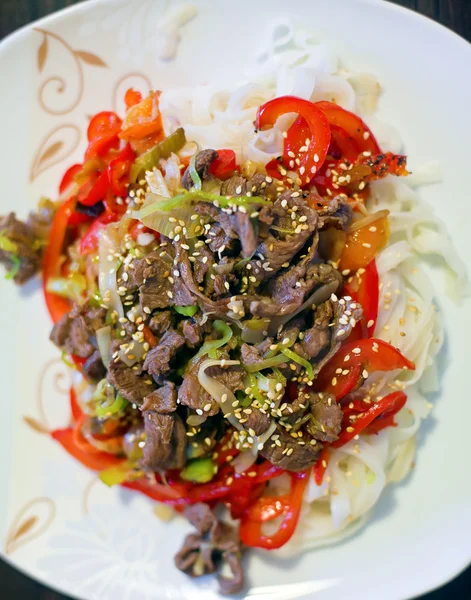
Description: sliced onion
96,326,112,368
233,450,258,474
267,280,340,336
348,209,390,233
241,318,270,344
118,340,146,367
187,414,207,427
198,359,245,432
98,223,124,319
255,419,278,449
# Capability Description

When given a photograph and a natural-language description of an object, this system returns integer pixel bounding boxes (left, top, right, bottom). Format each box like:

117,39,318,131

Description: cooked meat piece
143,329,185,377
247,173,273,197
148,311,173,336
107,344,154,406
311,295,363,374
261,425,321,471
318,196,353,230
205,223,236,254
82,350,106,382
141,382,177,413
141,411,186,470
175,503,243,595
49,301,106,358
300,300,333,359
26,198,55,239
309,391,343,443
250,260,341,322
181,149,218,190
243,408,271,436
195,202,258,257
240,338,274,366
0,213,43,284
192,244,215,283
178,357,246,416
220,175,247,197
247,192,318,279
182,319,204,348
134,250,195,312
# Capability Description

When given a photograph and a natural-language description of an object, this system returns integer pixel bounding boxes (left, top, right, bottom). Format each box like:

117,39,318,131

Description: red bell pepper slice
42,197,75,323
256,96,331,184
69,387,83,422
59,163,82,195
142,325,158,348
313,447,330,485
315,339,415,397
85,111,123,161
245,494,290,523
124,88,143,110
121,478,188,503
315,101,381,156
107,144,135,196
79,215,114,255
240,470,309,549
344,260,379,338
332,391,408,447
51,427,124,470
209,149,239,180
79,169,109,207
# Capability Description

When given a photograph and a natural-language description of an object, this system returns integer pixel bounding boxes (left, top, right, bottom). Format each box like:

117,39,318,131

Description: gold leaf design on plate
37,140,64,168
23,416,50,435
37,33,48,72
29,124,80,182
34,28,108,116
5,497,56,554
75,50,108,67
23,358,71,434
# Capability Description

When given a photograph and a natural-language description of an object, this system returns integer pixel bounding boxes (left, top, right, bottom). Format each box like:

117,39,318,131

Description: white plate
1,1,470,598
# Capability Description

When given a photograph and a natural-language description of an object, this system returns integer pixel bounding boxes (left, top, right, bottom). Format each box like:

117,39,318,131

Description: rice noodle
159,20,469,557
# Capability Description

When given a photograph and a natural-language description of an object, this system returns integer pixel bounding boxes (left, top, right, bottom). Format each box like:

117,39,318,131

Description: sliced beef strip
261,425,321,471
205,223,236,254
0,213,43,284
107,342,154,405
299,300,333,359
181,149,218,190
143,329,185,377
243,408,271,436
192,244,215,284
317,196,353,231
195,202,258,258
247,192,319,280
141,382,177,413
182,319,204,348
220,175,247,197
309,391,343,443
49,301,106,358
141,411,186,470
175,503,243,595
134,249,195,312
82,350,106,382
240,338,274,366
311,295,363,375
178,356,246,416
148,311,173,336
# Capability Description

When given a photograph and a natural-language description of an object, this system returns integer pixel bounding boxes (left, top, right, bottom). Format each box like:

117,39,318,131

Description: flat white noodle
158,22,469,555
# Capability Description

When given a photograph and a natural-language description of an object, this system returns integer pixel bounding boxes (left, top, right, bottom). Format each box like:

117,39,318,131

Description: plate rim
1,1,470,599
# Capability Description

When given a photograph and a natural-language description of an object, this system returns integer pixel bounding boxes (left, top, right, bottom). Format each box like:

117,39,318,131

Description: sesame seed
167,291,173,298
352,348,361,355
363,132,370,140
362,242,372,248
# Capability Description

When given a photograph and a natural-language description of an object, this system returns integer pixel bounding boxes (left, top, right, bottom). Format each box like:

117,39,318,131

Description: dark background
0,0,470,598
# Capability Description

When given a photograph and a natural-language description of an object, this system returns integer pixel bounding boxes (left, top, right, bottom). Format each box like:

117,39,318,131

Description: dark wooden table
1,0,470,598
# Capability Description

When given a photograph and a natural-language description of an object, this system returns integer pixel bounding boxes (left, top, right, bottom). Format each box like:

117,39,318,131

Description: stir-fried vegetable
243,354,288,373
181,458,216,483
96,325,112,368
281,348,314,380
45,274,87,302
188,151,202,190
174,305,199,317
99,461,136,486
339,211,390,272
155,190,271,212
130,127,186,182
195,320,233,359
